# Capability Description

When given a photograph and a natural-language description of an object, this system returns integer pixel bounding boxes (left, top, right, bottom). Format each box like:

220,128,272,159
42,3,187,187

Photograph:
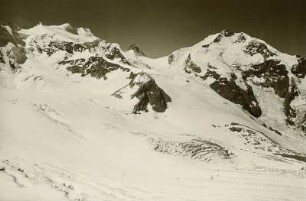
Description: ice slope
0,24,306,201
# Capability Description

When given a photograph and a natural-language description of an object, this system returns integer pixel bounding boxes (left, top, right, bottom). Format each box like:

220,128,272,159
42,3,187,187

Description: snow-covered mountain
0,23,306,201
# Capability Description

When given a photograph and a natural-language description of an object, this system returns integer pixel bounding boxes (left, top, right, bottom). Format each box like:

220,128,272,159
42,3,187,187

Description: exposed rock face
0,24,25,46
82,39,102,50
0,51,4,63
7,46,27,70
0,25,27,71
201,69,262,117
213,29,235,43
244,40,275,59
211,79,261,117
292,56,306,78
111,72,171,113
168,54,174,65
59,56,130,79
129,72,171,113
184,54,201,74
41,41,86,56
128,44,145,56
199,58,305,125
242,60,289,98
284,80,300,125
301,115,306,132
27,38,103,58
241,59,305,126
235,33,247,43
104,44,130,65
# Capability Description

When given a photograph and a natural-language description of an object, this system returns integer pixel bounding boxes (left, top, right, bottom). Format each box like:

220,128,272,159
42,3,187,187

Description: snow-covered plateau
0,23,306,201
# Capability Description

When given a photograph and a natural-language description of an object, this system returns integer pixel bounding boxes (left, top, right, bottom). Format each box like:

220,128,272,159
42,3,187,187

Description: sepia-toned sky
1,0,305,58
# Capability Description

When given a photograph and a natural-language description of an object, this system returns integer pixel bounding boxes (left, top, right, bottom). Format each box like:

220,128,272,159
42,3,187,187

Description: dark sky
1,0,306,58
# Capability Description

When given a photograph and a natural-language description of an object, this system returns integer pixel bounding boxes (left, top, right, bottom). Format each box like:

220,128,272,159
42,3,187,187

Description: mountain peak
128,43,145,56
19,23,98,43
220,29,236,37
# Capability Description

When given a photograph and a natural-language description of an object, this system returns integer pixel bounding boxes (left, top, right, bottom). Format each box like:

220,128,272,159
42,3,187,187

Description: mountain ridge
1,23,306,134
0,23,306,201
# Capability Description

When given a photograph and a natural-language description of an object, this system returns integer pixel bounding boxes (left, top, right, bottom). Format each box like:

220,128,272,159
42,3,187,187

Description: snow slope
0,24,306,201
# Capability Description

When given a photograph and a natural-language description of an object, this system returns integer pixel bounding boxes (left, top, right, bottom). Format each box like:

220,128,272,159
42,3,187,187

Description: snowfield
0,24,306,201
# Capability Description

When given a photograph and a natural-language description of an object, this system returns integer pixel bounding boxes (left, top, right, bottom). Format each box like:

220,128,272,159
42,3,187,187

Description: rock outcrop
59,56,130,80
128,44,145,57
129,72,171,113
